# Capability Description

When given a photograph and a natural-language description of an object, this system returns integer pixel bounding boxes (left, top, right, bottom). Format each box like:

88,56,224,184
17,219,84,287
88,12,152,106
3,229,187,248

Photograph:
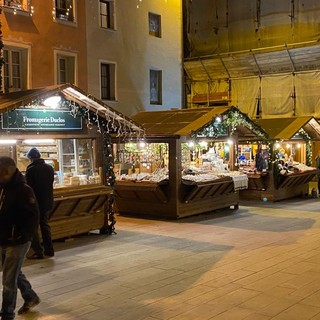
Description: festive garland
0,10,3,93
193,106,270,143
69,103,118,235
298,128,312,166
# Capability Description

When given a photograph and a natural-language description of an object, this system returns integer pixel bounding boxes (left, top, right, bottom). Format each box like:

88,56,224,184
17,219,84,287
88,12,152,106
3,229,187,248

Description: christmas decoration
193,106,270,143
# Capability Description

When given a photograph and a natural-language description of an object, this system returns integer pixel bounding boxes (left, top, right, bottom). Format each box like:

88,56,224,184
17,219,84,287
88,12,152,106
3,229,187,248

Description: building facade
183,0,320,119
1,0,183,116
85,0,183,116
1,0,88,92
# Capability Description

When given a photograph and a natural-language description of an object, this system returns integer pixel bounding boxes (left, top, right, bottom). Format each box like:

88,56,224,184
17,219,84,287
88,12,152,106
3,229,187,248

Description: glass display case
16,138,98,188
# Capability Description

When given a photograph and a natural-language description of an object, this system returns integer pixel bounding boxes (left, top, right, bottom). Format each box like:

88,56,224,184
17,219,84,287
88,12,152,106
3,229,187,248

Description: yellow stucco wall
2,0,87,91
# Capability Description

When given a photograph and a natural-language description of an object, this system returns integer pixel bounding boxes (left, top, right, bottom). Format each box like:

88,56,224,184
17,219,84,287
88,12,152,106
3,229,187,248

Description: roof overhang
0,84,144,133
254,117,320,140
132,106,267,140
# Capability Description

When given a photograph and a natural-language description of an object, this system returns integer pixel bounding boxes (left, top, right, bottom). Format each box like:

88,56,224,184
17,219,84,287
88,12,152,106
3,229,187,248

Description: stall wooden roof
132,107,229,136
0,84,144,133
132,106,266,140
254,117,320,140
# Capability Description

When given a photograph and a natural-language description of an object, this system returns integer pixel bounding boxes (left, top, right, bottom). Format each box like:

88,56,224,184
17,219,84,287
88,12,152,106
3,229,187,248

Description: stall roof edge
0,84,144,133
254,116,318,140
131,106,230,136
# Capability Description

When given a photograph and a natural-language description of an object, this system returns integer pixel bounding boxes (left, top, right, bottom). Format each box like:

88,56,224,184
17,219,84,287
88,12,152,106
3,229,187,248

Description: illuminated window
3,47,28,93
54,0,75,22
149,12,161,38
3,0,31,12
150,70,162,105
100,0,115,29
101,62,116,101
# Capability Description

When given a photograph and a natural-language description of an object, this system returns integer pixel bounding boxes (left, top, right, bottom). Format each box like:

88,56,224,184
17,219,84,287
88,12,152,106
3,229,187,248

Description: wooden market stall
0,84,143,238
239,117,320,201
114,106,266,219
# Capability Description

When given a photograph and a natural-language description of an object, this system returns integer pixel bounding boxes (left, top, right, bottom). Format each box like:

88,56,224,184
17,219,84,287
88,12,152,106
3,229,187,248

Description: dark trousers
31,209,54,255
1,242,39,320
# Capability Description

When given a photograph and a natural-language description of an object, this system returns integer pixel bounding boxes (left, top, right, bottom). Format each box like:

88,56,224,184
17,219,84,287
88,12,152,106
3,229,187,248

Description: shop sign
1,109,82,131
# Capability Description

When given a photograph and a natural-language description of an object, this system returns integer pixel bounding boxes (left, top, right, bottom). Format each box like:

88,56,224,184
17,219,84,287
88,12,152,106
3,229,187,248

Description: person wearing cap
25,147,55,259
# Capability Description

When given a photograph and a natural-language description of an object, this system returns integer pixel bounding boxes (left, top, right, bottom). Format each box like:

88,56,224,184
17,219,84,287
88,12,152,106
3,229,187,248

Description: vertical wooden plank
168,138,181,216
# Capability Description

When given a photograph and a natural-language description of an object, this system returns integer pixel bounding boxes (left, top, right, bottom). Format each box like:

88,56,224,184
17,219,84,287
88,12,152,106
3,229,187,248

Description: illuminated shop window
100,62,116,101
54,0,75,23
149,12,161,38
100,0,115,30
3,47,28,93
150,69,162,105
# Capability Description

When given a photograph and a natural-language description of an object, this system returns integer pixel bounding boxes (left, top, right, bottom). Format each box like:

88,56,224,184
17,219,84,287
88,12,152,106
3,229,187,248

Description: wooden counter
50,184,112,240
114,177,239,219
240,170,316,201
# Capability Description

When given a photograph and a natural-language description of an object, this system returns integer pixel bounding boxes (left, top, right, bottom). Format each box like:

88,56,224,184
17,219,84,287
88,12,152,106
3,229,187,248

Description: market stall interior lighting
188,141,195,148
23,139,55,144
0,140,17,145
199,141,208,148
43,95,61,109
275,143,281,149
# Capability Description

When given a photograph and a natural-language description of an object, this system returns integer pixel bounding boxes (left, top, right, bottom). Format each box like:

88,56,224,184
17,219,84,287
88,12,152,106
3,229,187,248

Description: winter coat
25,158,54,213
0,169,39,246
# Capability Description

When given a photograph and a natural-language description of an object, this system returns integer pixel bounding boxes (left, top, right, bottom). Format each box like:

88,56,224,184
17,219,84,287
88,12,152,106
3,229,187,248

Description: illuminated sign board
2,109,82,131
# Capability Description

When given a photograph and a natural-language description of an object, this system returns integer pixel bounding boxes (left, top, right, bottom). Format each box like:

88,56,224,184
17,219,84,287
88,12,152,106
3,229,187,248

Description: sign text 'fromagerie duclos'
1,109,82,131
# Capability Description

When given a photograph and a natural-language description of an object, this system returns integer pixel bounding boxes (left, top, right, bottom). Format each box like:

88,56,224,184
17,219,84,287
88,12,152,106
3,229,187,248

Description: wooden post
168,138,181,216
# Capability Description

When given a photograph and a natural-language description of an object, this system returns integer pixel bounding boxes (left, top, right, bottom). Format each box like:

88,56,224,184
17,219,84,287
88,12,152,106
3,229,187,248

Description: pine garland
0,11,4,93
298,128,312,166
193,106,269,142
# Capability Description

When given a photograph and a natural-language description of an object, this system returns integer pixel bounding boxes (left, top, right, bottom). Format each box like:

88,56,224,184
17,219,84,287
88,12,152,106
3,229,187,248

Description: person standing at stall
255,144,264,172
0,156,40,319
25,148,55,259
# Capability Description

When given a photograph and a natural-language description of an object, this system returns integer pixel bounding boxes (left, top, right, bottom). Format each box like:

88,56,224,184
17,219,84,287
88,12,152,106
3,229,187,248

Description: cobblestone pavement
8,197,320,319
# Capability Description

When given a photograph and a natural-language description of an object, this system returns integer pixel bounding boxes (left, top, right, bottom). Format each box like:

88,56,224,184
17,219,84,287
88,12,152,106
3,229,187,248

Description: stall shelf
0,84,143,238
114,106,265,219
240,117,320,201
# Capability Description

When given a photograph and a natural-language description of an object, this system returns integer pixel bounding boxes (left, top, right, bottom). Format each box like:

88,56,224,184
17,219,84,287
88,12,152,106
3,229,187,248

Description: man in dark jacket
0,156,40,320
25,147,55,259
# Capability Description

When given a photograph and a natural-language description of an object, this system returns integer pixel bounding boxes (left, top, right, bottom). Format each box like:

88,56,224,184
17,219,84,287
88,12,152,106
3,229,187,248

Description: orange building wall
1,0,87,91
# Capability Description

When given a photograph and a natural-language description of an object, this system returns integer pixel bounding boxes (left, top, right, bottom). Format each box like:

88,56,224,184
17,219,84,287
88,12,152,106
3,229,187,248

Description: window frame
149,69,162,105
99,0,116,30
54,50,78,85
2,44,30,93
148,12,161,38
100,61,117,101
53,0,77,24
